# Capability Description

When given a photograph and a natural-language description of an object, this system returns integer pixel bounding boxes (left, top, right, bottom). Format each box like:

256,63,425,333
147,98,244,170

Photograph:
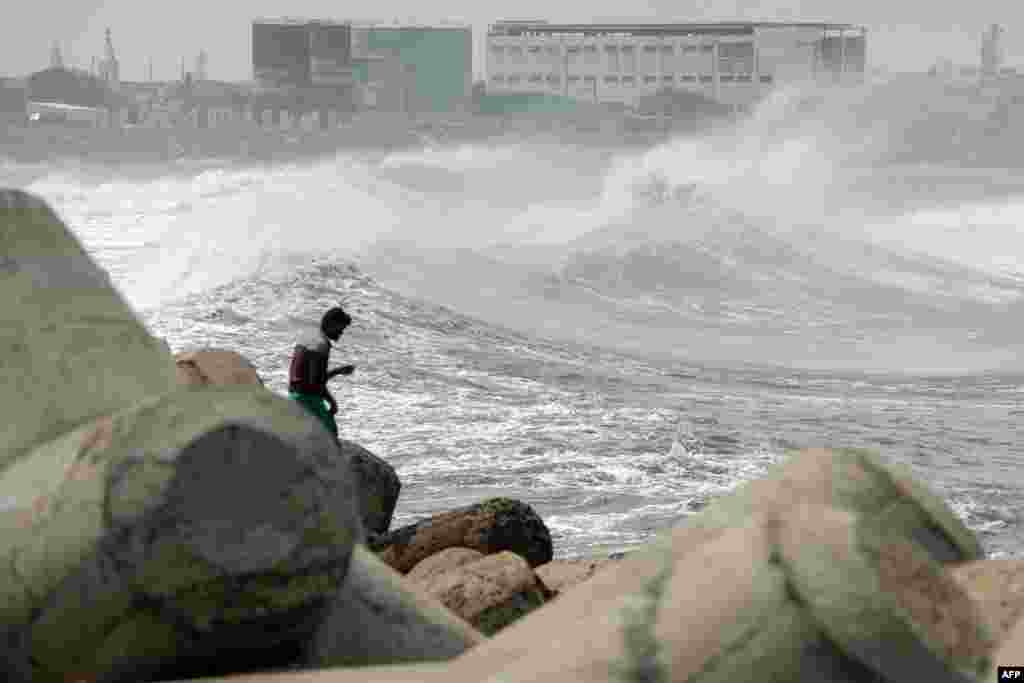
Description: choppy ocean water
5,81,1023,559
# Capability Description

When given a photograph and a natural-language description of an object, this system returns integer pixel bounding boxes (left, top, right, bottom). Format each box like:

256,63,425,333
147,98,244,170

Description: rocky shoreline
2,188,1023,682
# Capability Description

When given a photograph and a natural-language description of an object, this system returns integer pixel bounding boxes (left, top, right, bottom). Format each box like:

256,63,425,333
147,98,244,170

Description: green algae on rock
337,439,401,539
458,504,992,683
691,447,983,563
0,189,178,469
0,387,361,682
371,497,553,573
299,544,485,668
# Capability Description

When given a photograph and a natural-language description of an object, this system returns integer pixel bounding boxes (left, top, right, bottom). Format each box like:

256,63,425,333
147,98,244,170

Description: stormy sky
1,0,1019,81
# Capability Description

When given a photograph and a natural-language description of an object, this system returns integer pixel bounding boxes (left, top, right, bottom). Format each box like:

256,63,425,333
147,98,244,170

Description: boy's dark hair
321,307,351,338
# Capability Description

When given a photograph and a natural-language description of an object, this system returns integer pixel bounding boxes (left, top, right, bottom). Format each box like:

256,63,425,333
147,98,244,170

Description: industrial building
251,18,357,127
252,19,354,89
251,18,472,117
485,20,867,109
347,22,472,115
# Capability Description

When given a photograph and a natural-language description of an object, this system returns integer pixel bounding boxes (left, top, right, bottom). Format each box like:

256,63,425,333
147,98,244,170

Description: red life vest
288,344,329,394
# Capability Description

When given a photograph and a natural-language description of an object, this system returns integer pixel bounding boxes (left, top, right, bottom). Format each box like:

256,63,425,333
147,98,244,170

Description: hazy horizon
1,1,1020,82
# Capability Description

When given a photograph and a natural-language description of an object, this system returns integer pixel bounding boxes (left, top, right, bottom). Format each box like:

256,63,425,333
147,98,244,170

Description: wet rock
409,551,548,636
0,188,178,471
370,497,553,574
692,446,984,564
298,544,484,668
0,389,361,683
950,559,1024,644
407,547,485,584
174,349,265,387
338,439,401,539
535,557,616,598
450,504,994,682
150,447,1000,683
196,505,997,683
435,447,990,680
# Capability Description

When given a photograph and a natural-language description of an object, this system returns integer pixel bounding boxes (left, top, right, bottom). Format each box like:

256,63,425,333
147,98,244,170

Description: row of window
491,46,715,68
490,44,755,76
490,43,751,57
489,73,773,85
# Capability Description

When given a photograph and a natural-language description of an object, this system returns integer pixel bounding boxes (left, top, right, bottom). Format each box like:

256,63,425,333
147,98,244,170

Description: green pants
289,391,338,438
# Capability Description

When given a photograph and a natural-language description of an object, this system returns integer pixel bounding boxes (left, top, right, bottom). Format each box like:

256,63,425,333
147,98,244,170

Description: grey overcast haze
1,0,1021,81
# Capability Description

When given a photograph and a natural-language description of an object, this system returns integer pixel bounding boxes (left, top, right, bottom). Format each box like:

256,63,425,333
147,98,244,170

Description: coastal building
251,18,359,125
17,29,129,128
24,67,126,127
348,21,473,115
484,20,867,109
253,19,354,89
251,18,472,120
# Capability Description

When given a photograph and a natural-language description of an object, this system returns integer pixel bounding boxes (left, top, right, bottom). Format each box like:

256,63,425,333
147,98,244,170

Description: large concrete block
0,189,178,468
298,544,485,668
0,387,361,682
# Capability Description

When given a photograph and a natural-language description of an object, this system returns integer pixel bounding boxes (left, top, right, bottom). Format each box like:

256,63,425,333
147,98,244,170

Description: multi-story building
250,18,358,126
252,18,354,89
485,20,867,109
251,18,472,117
348,21,472,115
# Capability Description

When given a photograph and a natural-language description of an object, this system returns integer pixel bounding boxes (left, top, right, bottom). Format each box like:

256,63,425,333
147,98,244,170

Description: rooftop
253,17,470,29
350,19,471,29
488,20,865,36
253,17,350,26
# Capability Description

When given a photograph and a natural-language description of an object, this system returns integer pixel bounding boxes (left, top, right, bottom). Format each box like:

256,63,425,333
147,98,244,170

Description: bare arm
327,364,355,380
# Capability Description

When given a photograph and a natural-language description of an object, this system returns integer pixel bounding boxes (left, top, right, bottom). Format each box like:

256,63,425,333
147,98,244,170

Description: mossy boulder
692,447,984,564
451,505,993,682
338,439,401,539
0,189,178,471
298,545,485,668
370,498,553,574
0,388,361,683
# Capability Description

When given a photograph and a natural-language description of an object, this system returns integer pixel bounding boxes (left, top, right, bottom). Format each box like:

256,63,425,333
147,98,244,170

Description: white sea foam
9,79,1024,558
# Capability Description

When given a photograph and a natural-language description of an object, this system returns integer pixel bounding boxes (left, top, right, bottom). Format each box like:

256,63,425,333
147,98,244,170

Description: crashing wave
629,171,698,206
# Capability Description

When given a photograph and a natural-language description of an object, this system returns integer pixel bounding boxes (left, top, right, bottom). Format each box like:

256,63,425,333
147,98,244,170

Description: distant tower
99,27,121,90
50,41,64,69
981,24,1004,79
195,49,208,81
